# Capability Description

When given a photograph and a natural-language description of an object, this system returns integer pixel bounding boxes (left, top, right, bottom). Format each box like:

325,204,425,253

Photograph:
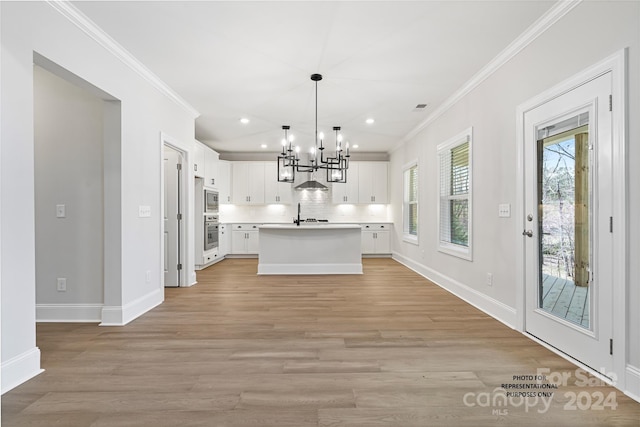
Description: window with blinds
403,162,418,242
437,128,472,260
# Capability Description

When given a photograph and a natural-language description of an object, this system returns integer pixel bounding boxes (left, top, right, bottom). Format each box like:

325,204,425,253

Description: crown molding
396,0,582,149
46,0,200,119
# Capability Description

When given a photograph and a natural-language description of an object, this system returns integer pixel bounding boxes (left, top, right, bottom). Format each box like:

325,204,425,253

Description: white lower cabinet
219,224,230,257
231,224,260,254
361,224,391,254
202,250,221,265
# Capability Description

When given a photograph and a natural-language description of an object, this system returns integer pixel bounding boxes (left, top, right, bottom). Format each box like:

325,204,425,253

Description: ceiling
72,1,556,154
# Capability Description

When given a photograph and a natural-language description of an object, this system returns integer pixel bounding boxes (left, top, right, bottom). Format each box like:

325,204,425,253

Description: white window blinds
437,128,472,260
404,164,418,238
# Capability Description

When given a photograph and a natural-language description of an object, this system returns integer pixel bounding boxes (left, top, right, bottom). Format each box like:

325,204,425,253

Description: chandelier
277,73,350,185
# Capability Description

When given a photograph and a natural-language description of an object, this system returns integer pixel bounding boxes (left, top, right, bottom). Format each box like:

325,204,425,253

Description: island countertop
259,223,362,230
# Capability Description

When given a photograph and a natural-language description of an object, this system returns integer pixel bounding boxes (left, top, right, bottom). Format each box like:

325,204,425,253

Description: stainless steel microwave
204,189,219,213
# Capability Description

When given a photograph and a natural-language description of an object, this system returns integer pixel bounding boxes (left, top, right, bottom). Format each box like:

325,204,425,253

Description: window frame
437,128,473,260
403,161,419,245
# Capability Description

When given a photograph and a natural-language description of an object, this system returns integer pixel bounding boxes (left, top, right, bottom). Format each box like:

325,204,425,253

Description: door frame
160,132,194,288
515,50,627,388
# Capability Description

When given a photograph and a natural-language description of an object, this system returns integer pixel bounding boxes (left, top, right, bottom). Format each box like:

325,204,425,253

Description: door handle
522,230,533,237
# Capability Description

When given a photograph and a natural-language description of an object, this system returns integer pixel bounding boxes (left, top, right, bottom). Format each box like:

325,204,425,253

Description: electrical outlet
57,278,67,292
486,273,493,287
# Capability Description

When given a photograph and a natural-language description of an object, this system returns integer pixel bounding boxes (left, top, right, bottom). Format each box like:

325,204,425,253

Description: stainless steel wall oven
204,214,219,251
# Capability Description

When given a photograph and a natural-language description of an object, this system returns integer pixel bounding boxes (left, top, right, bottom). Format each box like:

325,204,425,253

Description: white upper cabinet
231,162,265,205
204,148,219,188
217,160,231,204
264,162,293,204
332,162,359,204
193,141,205,178
358,162,388,204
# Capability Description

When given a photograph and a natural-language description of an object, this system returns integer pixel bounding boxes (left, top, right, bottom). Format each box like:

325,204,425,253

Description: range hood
294,179,328,191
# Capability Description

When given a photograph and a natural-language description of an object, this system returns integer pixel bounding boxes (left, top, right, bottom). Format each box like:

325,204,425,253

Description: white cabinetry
231,224,260,254
358,162,388,204
332,162,359,203
217,160,231,204
219,223,230,257
264,162,293,204
204,148,219,188
361,223,391,254
232,162,265,205
193,141,205,178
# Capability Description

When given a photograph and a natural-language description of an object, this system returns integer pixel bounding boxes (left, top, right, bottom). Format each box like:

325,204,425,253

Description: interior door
164,147,182,287
523,72,613,375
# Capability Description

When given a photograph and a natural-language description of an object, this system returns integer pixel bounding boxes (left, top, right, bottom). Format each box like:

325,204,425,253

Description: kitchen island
257,224,363,275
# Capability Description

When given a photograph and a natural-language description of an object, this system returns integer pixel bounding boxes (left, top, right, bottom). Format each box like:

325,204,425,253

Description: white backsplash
219,189,390,223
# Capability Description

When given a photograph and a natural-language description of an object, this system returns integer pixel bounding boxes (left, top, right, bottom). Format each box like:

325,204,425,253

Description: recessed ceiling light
352,144,359,149
260,144,267,149
240,117,250,124
365,118,375,124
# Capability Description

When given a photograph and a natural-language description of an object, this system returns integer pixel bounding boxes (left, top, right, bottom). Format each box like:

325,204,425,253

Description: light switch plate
139,205,151,218
56,204,66,218
498,203,511,218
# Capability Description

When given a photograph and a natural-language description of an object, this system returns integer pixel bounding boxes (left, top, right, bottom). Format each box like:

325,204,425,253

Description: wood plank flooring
2,258,638,426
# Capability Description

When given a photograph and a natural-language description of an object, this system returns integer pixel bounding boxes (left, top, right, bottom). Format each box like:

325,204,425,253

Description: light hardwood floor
2,258,639,426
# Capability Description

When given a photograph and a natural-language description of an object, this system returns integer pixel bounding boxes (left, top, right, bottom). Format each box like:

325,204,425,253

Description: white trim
36,304,103,322
392,252,517,329
625,365,640,403
257,263,363,275
398,0,582,148
45,0,199,119
515,49,628,391
100,288,163,326
1,347,44,394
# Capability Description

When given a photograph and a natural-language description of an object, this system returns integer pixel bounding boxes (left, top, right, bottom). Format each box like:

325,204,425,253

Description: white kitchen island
258,224,363,275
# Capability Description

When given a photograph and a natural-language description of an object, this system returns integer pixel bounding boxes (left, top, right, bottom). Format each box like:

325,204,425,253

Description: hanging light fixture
277,74,350,187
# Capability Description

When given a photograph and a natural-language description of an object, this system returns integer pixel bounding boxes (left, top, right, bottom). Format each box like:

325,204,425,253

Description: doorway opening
33,53,121,323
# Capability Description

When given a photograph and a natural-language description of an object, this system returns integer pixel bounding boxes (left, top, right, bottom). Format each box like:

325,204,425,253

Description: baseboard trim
1,347,44,395
36,303,103,323
392,252,517,329
625,364,640,403
100,288,163,326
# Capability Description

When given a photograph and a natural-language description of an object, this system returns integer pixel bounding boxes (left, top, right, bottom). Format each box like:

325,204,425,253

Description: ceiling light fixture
366,118,375,124
240,117,250,124
277,74,350,187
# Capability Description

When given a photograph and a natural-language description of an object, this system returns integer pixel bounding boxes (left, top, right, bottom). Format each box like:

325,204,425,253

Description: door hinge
609,94,612,112
177,163,182,171
177,213,182,221
610,338,613,355
177,263,182,271
609,216,613,233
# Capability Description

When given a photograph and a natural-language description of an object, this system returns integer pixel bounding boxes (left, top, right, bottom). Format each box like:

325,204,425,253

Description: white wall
390,1,639,397
34,65,104,318
1,2,197,392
